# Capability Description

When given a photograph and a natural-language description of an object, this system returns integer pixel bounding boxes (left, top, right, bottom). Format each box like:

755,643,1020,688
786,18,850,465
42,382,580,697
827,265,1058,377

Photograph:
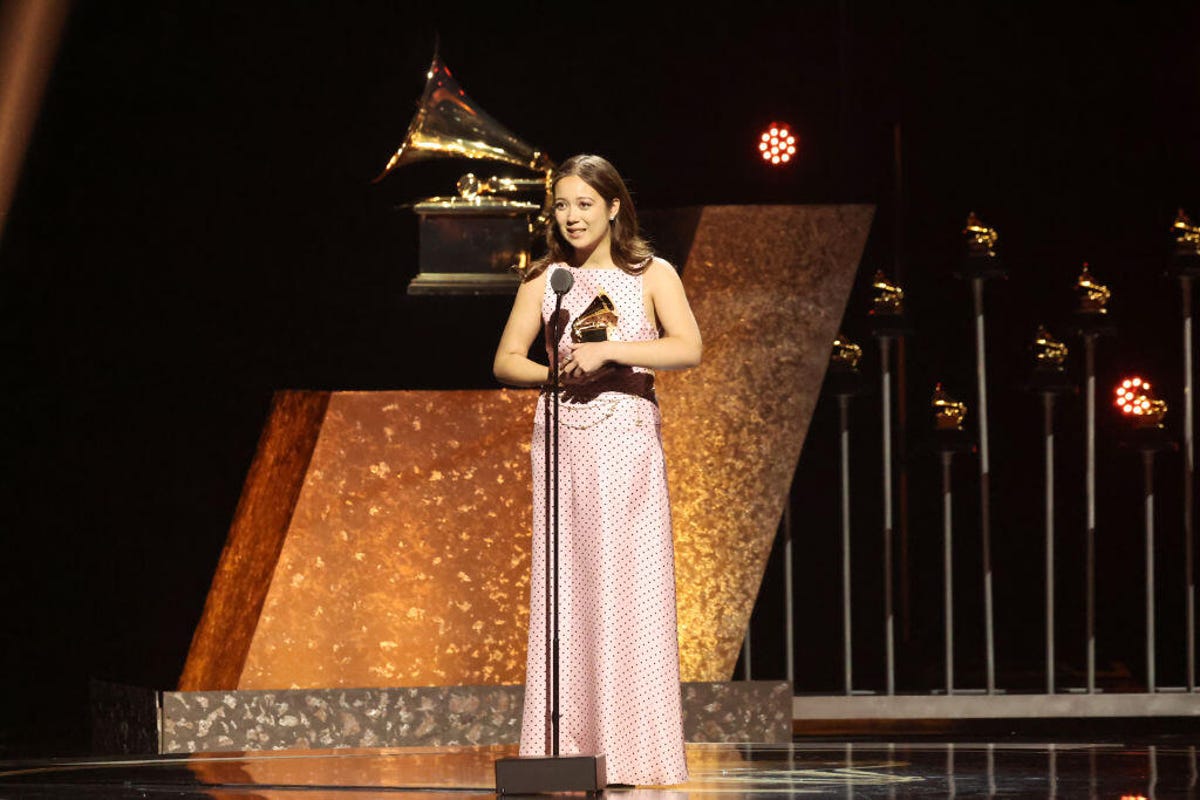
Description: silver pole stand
1145,447,1158,692
870,310,910,697
942,449,955,695
1027,363,1074,694
1086,335,1097,693
881,336,896,695
841,395,854,694
1123,422,1176,693
1045,393,1057,694
957,250,1005,693
971,277,997,694
828,361,865,695
1071,308,1115,694
1175,269,1197,691
936,426,976,696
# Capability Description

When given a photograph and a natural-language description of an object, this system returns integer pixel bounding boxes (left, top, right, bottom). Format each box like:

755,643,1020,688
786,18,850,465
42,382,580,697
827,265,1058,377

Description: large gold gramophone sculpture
375,50,555,294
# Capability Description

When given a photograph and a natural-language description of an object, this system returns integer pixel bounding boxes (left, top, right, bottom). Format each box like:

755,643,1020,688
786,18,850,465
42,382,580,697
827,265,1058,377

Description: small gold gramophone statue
1173,208,1200,257
1075,263,1110,314
1115,377,1168,430
571,290,619,342
375,49,556,294
963,212,999,258
870,270,904,316
1032,325,1068,371
932,383,967,431
831,332,862,370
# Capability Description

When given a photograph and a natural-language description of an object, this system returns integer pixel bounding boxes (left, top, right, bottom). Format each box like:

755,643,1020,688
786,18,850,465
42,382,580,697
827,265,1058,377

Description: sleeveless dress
518,262,689,787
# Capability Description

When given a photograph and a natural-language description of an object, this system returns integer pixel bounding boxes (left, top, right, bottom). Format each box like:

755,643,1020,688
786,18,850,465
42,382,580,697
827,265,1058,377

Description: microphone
550,267,574,295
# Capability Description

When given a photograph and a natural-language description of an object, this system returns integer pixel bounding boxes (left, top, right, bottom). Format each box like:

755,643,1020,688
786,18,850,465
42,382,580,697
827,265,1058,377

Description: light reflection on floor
0,741,1197,798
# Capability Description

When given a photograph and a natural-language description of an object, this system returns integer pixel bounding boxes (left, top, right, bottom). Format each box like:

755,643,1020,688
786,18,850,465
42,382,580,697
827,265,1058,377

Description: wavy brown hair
522,154,653,280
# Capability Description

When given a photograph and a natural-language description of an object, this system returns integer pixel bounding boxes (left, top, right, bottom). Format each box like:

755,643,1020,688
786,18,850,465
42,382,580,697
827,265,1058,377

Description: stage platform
3,740,1198,798
90,680,793,755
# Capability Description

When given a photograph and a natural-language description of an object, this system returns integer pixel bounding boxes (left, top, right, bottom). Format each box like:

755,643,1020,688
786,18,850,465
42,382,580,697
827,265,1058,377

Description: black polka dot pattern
519,264,689,787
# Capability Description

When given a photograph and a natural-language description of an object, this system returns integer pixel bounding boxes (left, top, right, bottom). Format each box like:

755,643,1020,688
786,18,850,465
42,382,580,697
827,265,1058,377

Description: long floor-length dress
519,262,689,787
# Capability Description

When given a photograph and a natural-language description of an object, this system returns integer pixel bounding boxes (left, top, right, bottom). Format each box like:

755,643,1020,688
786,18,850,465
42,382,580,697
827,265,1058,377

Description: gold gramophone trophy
932,383,967,432
1026,324,1074,395
963,212,998,259
570,290,618,343
831,332,863,371
959,211,1006,279
870,270,904,316
1170,208,1200,279
1173,208,1200,257
1033,325,1068,371
1074,263,1110,315
827,331,866,396
867,268,912,339
375,49,555,294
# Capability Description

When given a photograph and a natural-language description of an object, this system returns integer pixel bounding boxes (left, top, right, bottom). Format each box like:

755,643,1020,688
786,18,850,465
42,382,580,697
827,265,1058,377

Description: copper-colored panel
184,205,872,691
179,390,331,691
238,389,539,689
660,204,875,681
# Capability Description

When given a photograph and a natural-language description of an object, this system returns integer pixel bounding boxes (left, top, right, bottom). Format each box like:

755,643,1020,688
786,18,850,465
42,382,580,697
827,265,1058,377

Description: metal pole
880,336,896,695
1044,392,1057,694
1146,448,1157,692
942,449,955,695
840,394,853,694
971,277,996,693
1085,334,1097,693
1182,276,1195,692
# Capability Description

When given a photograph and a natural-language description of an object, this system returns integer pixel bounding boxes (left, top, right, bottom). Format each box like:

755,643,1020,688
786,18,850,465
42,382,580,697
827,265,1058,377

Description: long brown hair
522,154,653,280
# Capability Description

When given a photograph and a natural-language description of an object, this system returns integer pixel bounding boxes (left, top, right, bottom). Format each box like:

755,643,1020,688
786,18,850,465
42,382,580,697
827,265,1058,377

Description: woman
493,154,701,787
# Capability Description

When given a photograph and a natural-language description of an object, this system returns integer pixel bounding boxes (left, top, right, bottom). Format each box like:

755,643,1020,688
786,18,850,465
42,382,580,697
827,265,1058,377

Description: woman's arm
493,271,551,387
563,259,702,376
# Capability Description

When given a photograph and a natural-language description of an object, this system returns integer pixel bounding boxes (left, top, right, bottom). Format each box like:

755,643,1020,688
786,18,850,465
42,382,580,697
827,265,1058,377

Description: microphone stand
497,268,606,794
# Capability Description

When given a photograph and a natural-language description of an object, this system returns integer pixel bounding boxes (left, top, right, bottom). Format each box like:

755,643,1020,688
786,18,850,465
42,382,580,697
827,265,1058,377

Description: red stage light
1114,375,1167,428
758,122,797,166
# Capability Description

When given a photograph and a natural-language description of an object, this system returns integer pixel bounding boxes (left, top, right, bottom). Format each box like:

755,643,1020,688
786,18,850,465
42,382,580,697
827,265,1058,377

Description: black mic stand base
495,753,607,794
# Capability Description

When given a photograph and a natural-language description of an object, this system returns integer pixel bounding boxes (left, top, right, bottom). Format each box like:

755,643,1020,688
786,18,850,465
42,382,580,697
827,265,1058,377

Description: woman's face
553,174,618,254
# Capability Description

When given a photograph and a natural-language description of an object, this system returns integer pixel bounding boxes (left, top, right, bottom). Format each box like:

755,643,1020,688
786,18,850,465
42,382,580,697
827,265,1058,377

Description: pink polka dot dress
519,262,689,787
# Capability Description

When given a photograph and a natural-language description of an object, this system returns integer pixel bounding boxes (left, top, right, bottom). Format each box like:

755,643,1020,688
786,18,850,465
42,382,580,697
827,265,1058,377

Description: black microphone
550,267,574,295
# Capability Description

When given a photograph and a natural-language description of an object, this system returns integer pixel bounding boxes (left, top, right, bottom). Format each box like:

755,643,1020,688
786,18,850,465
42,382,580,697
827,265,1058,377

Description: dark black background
1,1,1198,755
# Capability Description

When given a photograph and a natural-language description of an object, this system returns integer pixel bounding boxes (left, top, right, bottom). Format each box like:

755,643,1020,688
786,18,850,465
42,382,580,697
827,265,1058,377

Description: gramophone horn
373,50,554,183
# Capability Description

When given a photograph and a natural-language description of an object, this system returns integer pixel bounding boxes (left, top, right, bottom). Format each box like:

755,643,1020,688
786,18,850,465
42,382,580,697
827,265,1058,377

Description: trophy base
955,254,1007,280
1118,425,1178,454
867,311,915,338
1067,311,1118,339
1025,367,1075,395
1168,253,1200,277
495,754,607,795
826,365,867,397
932,427,976,454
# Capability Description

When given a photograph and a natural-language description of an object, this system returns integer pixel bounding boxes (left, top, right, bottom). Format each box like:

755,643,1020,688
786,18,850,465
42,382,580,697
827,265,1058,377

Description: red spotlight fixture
1114,376,1167,428
758,122,797,166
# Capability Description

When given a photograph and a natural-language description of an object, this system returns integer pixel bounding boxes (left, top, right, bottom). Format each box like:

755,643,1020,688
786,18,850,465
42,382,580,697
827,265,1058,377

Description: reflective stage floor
2,740,1199,799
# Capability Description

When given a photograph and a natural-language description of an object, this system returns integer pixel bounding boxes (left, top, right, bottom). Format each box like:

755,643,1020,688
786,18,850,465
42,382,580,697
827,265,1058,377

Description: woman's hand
561,341,611,378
